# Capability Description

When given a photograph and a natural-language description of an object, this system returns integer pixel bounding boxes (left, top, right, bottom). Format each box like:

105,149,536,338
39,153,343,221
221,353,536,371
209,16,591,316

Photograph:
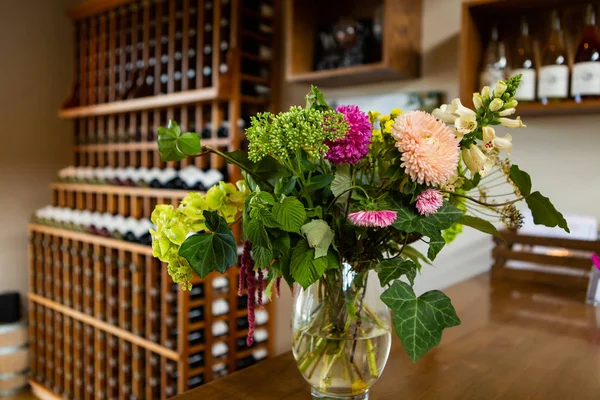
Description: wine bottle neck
491,25,499,41
551,10,561,31
586,4,597,26
520,18,529,36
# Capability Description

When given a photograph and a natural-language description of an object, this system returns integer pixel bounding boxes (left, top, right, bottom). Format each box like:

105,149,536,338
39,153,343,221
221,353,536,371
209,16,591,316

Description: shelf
240,74,271,84
73,138,231,152
286,62,416,87
240,96,269,105
28,293,179,360
58,87,221,119
235,344,268,360
28,224,153,255
241,31,271,44
50,182,190,199
285,0,421,87
31,380,64,400
517,99,600,117
241,52,271,63
241,9,274,22
68,0,136,20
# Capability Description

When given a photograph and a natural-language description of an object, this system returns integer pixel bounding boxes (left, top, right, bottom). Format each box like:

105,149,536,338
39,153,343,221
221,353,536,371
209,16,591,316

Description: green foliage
526,192,570,233
178,211,237,278
375,259,418,287
402,246,431,271
253,246,274,269
509,165,532,196
300,219,335,259
505,74,522,98
272,196,307,233
458,215,504,241
305,86,331,111
157,120,201,161
331,164,352,204
307,174,334,191
381,281,461,362
226,150,289,190
245,219,271,249
245,107,348,162
290,239,329,289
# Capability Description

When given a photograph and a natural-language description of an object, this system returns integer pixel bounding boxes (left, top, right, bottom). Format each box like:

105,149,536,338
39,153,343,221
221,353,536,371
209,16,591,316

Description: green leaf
245,219,271,249
275,176,297,196
426,233,445,261
509,165,532,196
272,196,306,233
226,150,289,189
300,220,335,259
255,192,276,205
331,164,352,204
178,132,201,156
178,211,237,278
307,174,334,191
271,232,290,256
305,85,331,111
290,239,329,289
391,198,463,244
402,245,431,271
458,215,504,241
376,259,418,287
526,191,570,233
381,281,461,362
253,246,273,269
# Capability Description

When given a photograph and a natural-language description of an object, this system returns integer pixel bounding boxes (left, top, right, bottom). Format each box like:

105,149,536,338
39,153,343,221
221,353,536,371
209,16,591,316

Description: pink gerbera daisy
348,210,397,228
391,111,459,186
416,189,444,216
325,105,372,165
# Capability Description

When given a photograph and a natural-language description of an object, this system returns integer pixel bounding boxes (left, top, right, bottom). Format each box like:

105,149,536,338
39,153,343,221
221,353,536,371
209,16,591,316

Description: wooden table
174,273,600,400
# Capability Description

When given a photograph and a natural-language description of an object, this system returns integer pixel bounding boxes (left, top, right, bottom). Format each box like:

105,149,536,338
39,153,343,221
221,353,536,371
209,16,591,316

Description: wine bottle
201,122,212,139
212,320,229,337
479,24,508,88
189,352,204,369
188,374,205,389
189,306,205,323
212,299,229,316
572,4,600,100
538,10,570,102
512,17,537,102
212,276,229,294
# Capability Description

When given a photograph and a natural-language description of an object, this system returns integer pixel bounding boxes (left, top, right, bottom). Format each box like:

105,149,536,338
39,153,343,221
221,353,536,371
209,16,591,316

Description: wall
0,0,75,299
273,0,600,354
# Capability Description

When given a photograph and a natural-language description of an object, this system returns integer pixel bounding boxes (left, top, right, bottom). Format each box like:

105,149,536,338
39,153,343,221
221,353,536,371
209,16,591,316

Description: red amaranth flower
257,268,264,310
246,265,256,347
238,241,252,296
275,277,281,298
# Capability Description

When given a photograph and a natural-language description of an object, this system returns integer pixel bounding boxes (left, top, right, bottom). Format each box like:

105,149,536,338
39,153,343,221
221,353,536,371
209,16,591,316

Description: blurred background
1,0,599,398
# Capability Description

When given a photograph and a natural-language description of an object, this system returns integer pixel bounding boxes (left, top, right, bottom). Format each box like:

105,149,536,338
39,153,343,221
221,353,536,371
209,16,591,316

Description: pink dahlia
325,105,372,165
391,111,459,186
416,189,444,216
348,210,397,228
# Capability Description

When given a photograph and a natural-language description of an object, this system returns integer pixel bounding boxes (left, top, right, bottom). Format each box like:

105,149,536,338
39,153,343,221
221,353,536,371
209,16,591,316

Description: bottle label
480,68,505,89
513,68,536,101
538,65,569,99
571,62,600,96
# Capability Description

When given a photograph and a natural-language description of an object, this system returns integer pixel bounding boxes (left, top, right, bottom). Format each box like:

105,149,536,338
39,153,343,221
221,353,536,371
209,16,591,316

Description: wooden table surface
174,273,600,400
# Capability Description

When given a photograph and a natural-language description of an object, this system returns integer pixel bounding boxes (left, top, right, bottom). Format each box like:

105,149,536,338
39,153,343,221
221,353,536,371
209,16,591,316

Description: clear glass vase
291,262,392,400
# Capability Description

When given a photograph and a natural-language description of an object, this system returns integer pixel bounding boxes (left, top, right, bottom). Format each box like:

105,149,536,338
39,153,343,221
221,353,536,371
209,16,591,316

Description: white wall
274,0,600,354
0,0,75,299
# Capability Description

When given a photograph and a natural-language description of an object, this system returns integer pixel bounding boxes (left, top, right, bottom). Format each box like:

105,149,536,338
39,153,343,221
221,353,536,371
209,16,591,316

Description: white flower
498,108,516,116
449,99,477,119
455,116,477,135
499,117,525,128
489,98,504,112
462,145,487,175
473,93,484,110
494,81,507,97
482,126,513,154
432,104,456,124
481,86,491,98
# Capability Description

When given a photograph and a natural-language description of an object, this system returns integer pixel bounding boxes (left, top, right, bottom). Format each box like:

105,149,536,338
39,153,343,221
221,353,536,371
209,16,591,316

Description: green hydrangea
245,107,349,162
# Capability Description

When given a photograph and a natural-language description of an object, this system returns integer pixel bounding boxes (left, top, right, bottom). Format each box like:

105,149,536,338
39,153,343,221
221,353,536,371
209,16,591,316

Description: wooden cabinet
285,0,422,86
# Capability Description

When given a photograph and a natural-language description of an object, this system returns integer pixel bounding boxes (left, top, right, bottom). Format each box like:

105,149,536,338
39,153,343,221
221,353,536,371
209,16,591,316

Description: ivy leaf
300,220,335,259
509,165,532,196
381,281,461,362
290,239,329,289
526,191,570,233
458,215,504,241
245,219,271,249
178,211,237,278
331,164,352,204
253,246,273,269
376,259,418,287
272,196,306,233
427,233,445,261
307,174,334,191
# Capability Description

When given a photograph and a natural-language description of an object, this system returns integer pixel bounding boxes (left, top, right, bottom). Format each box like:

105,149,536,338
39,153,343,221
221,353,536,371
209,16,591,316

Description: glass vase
291,262,392,400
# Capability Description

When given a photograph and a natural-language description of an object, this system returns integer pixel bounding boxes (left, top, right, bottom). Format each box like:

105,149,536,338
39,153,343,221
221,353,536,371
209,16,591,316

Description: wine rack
28,0,278,399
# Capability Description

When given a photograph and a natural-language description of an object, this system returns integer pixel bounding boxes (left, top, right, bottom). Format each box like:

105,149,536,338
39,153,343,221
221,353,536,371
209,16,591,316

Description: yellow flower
371,129,383,143
383,119,394,133
390,108,403,118
368,110,380,124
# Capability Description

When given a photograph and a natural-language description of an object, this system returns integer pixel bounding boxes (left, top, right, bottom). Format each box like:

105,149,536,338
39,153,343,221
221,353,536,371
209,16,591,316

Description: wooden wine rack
28,0,278,399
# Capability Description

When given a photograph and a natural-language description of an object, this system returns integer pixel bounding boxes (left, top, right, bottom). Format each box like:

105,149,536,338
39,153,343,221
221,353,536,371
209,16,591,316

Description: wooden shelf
58,87,221,119
50,182,190,199
235,344,268,360
28,224,153,255
73,138,231,152
68,0,136,20
240,96,270,105
241,74,270,84
241,31,271,43
286,62,415,87
28,293,179,360
241,9,274,22
517,99,600,116
285,0,422,87
31,380,65,400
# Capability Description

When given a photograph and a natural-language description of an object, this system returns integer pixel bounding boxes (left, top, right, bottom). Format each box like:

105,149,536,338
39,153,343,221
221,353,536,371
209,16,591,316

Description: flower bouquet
150,77,568,399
